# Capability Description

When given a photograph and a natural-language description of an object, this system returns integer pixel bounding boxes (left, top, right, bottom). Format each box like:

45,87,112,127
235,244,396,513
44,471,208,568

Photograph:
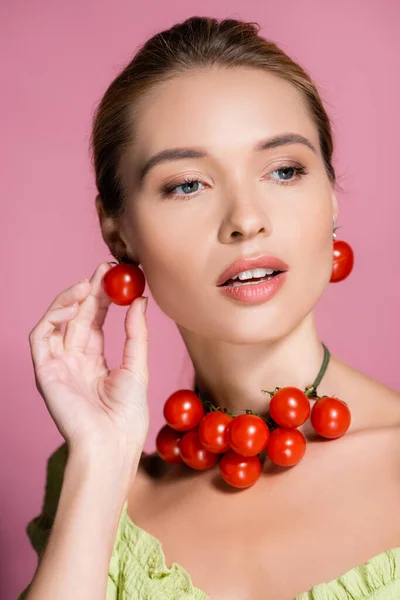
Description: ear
95,195,128,260
331,191,339,228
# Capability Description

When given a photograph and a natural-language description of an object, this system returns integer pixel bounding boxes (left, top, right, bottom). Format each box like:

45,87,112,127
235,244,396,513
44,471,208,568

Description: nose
218,190,272,244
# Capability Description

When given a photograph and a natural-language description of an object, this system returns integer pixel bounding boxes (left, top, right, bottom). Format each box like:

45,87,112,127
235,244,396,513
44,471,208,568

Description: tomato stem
310,343,331,391
262,389,274,396
305,386,318,399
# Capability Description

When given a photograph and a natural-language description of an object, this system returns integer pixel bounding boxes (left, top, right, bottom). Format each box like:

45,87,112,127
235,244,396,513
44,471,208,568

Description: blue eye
161,178,204,199
268,165,308,184
175,180,202,195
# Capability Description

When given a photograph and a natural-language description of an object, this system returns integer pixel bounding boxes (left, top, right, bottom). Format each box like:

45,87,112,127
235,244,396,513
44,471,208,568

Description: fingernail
141,297,148,314
80,278,89,283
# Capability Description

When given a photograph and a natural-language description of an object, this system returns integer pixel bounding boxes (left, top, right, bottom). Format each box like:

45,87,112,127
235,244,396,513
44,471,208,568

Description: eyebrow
138,133,317,183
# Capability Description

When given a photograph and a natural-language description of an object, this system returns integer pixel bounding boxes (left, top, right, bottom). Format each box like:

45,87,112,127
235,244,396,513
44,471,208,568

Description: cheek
134,211,206,317
140,226,189,280
273,190,334,319
290,209,334,299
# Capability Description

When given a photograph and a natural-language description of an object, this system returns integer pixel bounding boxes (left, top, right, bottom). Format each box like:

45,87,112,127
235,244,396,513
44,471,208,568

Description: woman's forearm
25,444,140,600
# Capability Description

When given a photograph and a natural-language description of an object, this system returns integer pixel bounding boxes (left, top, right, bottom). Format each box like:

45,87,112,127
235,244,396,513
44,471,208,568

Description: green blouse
18,443,400,599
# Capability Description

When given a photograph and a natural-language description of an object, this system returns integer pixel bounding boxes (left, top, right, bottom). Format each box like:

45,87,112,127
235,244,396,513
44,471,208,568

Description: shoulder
331,357,400,431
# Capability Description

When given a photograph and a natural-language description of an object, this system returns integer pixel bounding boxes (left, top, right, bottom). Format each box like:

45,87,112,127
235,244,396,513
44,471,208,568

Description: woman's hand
28,262,149,458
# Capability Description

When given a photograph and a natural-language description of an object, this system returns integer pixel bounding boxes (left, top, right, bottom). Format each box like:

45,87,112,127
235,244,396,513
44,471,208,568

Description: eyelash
160,163,309,200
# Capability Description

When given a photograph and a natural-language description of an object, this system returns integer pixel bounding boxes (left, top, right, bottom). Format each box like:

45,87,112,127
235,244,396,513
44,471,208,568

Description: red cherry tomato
103,263,146,305
311,397,351,439
179,429,219,470
199,411,233,453
163,390,205,432
269,387,310,428
330,240,354,283
228,414,269,457
266,427,306,467
220,451,262,488
156,425,183,464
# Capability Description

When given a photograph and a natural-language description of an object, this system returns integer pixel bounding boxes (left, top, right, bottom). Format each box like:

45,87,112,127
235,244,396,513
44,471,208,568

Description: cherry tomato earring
103,255,146,305
330,227,354,283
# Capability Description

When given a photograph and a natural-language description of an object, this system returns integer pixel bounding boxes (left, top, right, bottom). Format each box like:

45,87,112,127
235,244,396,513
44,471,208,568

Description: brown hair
90,16,337,220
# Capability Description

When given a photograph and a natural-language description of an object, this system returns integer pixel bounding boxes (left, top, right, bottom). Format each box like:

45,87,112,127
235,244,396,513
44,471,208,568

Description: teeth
232,268,275,281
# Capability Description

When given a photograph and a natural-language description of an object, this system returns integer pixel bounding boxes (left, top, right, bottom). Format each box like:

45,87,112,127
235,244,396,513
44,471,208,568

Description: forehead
129,67,319,162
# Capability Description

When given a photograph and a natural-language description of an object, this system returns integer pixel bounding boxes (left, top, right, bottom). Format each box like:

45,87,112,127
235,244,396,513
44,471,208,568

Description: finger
49,321,65,358
50,282,93,356
29,304,79,368
45,278,92,312
120,296,149,384
63,262,112,353
84,264,114,356
29,279,91,364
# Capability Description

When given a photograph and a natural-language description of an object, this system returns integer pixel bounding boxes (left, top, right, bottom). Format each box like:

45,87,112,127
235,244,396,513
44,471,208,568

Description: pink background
2,1,399,598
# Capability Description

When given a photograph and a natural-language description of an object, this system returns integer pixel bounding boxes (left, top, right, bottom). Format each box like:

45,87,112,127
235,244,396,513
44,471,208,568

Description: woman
19,15,400,600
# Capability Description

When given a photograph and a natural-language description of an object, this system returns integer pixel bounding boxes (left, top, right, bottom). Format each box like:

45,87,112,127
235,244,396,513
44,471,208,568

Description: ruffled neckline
119,500,400,599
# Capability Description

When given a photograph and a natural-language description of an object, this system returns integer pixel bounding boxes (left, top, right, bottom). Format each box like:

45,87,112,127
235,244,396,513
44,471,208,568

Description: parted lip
216,254,289,286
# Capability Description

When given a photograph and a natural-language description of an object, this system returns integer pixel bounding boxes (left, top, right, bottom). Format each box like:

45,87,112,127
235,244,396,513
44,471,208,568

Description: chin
190,302,303,345
216,317,295,345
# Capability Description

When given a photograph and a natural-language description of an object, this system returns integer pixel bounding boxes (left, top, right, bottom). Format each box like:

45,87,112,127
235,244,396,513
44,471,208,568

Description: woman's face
119,67,337,343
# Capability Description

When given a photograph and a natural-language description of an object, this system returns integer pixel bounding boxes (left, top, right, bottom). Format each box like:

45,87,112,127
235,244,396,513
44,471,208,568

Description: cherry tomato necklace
156,344,351,488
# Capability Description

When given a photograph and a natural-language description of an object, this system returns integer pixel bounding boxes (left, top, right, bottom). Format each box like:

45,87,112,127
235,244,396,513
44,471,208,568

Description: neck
178,312,327,416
